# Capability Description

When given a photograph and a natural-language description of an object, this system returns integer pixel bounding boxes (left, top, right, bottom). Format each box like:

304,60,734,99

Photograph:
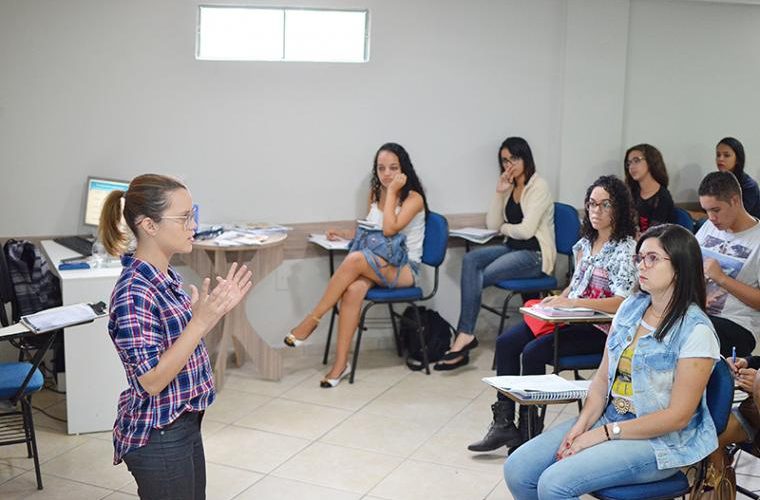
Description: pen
732,346,737,367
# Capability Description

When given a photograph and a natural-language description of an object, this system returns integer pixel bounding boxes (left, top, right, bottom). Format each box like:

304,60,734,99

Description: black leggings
709,315,755,358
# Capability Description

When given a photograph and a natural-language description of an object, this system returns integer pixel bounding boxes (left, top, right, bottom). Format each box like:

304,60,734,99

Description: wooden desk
182,236,286,386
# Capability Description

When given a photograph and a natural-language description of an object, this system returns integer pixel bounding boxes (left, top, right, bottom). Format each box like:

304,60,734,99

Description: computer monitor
83,177,131,227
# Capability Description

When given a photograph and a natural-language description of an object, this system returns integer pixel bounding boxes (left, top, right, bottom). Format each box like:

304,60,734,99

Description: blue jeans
123,411,206,500
504,405,680,500
457,245,542,334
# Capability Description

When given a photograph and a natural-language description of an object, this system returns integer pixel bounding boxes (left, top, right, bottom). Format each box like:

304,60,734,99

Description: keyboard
53,236,94,257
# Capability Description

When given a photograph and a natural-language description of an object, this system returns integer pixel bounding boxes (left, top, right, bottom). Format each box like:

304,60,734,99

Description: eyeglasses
585,199,613,212
162,205,198,229
501,156,521,166
633,252,671,268
625,156,646,168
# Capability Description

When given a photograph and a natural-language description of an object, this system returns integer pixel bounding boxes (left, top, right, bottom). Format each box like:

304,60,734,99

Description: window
197,6,369,63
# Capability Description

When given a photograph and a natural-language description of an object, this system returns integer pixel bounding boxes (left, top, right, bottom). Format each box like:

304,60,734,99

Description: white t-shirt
696,219,760,340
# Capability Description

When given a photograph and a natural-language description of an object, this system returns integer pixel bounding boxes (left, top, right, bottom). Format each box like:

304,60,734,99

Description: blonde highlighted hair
99,174,187,256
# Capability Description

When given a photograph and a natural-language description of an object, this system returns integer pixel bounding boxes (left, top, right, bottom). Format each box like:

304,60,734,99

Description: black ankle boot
513,406,544,450
467,401,522,452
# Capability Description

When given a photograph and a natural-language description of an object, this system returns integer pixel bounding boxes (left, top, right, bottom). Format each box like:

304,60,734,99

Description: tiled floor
3,340,760,499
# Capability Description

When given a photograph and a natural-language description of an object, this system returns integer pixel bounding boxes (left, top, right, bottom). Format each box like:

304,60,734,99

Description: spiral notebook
482,374,591,401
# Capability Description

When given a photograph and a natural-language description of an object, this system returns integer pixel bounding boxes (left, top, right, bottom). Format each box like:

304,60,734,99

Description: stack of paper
482,374,591,401
21,303,101,334
308,233,350,250
529,305,603,318
449,227,499,244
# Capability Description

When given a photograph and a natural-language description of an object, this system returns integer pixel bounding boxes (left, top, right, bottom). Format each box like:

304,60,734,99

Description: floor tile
391,364,492,400
320,410,437,457
31,389,67,411
0,470,112,499
272,442,403,494
485,480,515,500
369,459,499,500
119,461,263,500
101,493,138,499
203,426,309,473
0,428,88,471
203,388,271,424
234,475,361,500
280,373,390,412
234,398,351,440
361,384,472,428
0,463,26,486
220,366,318,398
40,439,133,490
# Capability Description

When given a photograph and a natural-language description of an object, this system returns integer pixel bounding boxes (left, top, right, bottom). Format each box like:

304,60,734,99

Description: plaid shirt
108,254,215,464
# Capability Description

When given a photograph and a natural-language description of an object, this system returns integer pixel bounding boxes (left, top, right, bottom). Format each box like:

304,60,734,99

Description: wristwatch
611,422,622,440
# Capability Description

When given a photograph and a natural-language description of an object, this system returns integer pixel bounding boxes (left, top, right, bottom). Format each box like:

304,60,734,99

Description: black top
636,185,675,232
739,172,760,219
504,194,540,252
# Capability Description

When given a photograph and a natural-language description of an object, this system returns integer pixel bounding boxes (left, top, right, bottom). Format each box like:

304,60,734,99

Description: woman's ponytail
99,190,127,256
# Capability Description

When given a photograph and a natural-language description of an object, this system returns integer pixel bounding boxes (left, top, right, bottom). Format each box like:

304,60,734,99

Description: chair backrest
0,244,16,327
706,358,734,434
554,202,581,256
421,212,449,267
673,207,695,233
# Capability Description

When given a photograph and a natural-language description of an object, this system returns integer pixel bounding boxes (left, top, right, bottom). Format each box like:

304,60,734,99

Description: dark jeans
709,315,756,358
123,411,206,500
494,321,607,421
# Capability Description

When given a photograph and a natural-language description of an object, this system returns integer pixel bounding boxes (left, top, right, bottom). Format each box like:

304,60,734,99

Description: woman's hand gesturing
189,263,253,334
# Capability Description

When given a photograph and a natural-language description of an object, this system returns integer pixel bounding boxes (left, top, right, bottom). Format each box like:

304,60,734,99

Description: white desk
40,240,125,434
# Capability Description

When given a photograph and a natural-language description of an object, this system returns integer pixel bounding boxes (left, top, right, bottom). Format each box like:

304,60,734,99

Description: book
529,304,607,318
20,302,106,334
308,233,351,251
449,227,499,244
482,374,591,401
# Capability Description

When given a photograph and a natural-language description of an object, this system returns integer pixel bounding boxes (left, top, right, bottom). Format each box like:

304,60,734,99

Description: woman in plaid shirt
100,174,252,500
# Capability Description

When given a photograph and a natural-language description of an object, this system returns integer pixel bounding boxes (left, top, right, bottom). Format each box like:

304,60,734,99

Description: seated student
623,143,675,232
504,224,719,498
703,354,760,492
468,175,637,452
504,224,721,498
717,137,760,218
284,143,428,388
697,171,760,357
435,137,555,371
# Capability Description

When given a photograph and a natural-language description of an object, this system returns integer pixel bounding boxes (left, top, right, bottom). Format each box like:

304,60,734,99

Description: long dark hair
624,143,669,198
580,175,637,244
636,224,706,341
718,137,746,179
370,142,429,214
498,137,536,183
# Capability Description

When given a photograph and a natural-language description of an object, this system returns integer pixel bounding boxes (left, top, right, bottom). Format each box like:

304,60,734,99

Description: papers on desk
525,304,614,320
200,224,291,247
449,227,499,244
483,374,591,401
20,303,105,334
308,234,350,250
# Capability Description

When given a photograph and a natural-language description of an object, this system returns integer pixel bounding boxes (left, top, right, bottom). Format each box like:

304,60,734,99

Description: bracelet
603,424,611,441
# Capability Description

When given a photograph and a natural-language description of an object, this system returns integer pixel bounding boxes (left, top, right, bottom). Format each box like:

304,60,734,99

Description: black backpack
399,306,455,370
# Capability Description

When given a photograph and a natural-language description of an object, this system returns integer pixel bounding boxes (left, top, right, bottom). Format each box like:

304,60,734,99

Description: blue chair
673,207,695,232
592,358,735,500
481,202,581,337
323,212,449,383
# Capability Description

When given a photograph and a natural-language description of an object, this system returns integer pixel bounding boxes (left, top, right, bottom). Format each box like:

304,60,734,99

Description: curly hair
370,142,429,214
624,143,669,198
580,175,637,243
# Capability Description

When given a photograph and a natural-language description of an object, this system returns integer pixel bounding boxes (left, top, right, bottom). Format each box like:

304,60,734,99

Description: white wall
2,0,759,352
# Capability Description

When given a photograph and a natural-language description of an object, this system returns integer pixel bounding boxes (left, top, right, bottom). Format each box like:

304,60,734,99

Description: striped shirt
108,254,215,464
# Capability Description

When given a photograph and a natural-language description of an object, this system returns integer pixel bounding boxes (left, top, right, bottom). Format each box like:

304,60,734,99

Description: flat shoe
320,363,351,388
441,337,479,361
434,354,469,371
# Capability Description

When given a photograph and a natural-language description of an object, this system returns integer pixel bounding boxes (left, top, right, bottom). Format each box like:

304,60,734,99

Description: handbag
523,298,559,337
348,227,409,288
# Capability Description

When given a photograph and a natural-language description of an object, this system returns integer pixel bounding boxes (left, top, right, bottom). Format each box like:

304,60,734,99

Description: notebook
20,302,107,334
448,227,499,244
482,374,591,401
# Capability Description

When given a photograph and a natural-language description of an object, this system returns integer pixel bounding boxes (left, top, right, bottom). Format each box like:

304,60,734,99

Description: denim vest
606,293,719,469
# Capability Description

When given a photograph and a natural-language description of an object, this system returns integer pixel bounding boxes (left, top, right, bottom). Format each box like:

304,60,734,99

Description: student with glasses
623,143,675,233
99,174,252,499
505,224,720,498
435,137,555,370
469,175,637,453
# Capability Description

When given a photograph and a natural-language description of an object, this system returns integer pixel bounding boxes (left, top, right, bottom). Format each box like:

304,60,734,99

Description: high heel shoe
440,336,479,361
320,363,351,388
284,315,320,347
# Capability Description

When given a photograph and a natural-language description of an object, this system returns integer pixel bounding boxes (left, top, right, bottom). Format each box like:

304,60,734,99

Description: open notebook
482,374,591,401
